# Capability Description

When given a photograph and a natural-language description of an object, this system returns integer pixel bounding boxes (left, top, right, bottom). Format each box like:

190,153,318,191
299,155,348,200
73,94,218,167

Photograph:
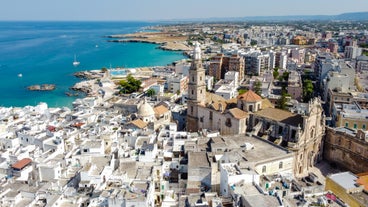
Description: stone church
186,43,251,135
249,98,326,177
186,43,326,177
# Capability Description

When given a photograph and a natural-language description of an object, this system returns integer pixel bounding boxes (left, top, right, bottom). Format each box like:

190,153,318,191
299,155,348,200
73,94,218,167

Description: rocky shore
74,71,105,79
70,80,94,95
27,84,56,91
107,32,191,51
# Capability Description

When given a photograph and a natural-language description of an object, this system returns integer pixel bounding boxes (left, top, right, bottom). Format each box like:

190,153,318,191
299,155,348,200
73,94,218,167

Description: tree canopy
238,88,248,95
118,74,141,94
253,80,262,96
303,79,314,102
276,85,288,110
273,67,279,79
146,88,156,97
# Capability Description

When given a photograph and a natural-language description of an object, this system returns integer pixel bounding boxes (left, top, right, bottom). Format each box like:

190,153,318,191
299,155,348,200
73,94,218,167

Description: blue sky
1,0,368,21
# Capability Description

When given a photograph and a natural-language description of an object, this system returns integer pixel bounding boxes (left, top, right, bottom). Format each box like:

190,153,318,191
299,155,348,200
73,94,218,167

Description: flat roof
188,151,210,168
234,184,281,207
329,171,357,189
222,135,291,169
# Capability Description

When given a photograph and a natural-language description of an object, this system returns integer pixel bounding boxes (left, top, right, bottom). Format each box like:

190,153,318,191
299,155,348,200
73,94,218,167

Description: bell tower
186,42,206,132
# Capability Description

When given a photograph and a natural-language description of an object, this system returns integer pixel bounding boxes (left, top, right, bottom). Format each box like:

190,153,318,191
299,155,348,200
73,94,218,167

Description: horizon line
0,11,367,22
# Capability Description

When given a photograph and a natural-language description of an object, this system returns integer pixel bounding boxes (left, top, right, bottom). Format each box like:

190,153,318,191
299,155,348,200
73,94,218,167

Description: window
279,162,283,169
262,166,266,173
225,118,232,127
191,106,193,114
209,111,213,120
200,117,204,122
191,90,194,95
363,124,366,130
200,76,202,81
192,76,194,82
345,122,349,128
249,105,253,112
354,123,357,129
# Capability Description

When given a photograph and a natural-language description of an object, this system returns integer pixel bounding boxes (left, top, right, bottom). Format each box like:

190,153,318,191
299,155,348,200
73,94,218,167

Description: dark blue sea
0,21,185,108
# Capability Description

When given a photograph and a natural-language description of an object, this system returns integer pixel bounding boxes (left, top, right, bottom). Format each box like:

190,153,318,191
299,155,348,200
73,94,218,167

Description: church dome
138,100,155,118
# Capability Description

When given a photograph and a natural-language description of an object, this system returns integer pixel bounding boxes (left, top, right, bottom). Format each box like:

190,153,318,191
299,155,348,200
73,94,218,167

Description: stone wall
323,127,368,173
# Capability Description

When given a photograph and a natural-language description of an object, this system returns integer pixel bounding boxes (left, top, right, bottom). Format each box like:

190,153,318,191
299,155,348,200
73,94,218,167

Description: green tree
238,89,248,95
250,40,257,46
273,67,279,79
303,79,314,102
282,71,290,82
253,80,262,96
146,88,156,97
101,67,108,73
118,74,141,94
277,86,289,110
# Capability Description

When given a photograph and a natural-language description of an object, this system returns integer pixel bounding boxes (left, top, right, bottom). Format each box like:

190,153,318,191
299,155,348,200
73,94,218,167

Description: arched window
279,162,283,169
262,166,266,173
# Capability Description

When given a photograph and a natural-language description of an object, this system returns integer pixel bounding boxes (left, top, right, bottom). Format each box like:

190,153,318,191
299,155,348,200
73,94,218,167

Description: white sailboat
73,54,80,66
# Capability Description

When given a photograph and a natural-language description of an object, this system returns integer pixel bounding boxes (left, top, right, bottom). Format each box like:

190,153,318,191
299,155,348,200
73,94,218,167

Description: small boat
95,45,99,48
18,73,23,77
73,54,80,66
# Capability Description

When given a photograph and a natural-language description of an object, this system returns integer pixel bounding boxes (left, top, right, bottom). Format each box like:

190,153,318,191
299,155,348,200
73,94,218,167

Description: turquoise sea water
0,21,185,108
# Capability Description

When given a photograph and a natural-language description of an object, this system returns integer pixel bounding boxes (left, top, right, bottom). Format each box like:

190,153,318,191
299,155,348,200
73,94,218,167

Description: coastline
107,31,192,52
0,21,187,108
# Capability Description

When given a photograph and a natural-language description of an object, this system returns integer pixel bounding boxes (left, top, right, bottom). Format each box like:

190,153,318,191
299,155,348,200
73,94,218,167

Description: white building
220,163,259,197
345,46,362,59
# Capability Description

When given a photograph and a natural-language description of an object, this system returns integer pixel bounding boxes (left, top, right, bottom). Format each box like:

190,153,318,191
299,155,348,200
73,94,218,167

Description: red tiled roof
72,122,85,128
357,173,368,191
12,158,32,170
229,108,248,119
130,119,148,129
154,105,169,115
47,125,56,132
237,90,262,102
